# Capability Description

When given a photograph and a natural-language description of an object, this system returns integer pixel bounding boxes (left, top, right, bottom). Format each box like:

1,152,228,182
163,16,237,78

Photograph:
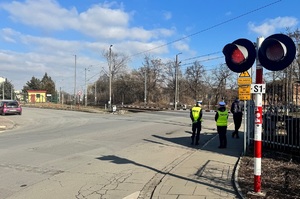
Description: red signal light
223,39,256,73
232,48,245,64
258,34,296,71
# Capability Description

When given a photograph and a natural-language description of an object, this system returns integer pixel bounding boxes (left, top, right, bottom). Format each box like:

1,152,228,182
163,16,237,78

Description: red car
0,100,22,115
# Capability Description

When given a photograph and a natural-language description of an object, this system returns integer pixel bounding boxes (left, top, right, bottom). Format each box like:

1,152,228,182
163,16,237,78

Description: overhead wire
129,0,282,60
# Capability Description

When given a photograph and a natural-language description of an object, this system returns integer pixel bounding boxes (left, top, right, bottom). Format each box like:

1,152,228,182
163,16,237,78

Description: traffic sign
239,85,251,100
251,84,266,93
239,71,251,77
238,77,252,85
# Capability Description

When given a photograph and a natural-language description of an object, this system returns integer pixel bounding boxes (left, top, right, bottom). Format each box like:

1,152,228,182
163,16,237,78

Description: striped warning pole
254,92,263,192
254,37,264,193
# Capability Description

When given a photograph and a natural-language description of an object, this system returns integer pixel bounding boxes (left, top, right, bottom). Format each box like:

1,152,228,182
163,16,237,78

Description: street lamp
175,53,182,110
109,45,113,110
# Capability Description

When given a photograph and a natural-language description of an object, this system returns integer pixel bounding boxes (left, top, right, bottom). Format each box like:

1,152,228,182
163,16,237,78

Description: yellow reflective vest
216,110,228,126
191,106,202,123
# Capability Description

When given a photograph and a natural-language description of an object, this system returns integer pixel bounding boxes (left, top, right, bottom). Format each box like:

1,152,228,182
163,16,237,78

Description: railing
246,92,300,156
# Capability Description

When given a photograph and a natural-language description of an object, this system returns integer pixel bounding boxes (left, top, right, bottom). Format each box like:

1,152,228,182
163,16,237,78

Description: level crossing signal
258,34,296,71
222,38,256,73
223,34,296,72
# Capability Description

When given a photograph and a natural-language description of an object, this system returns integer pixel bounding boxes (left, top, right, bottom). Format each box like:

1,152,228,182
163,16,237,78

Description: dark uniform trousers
191,121,201,144
217,126,227,148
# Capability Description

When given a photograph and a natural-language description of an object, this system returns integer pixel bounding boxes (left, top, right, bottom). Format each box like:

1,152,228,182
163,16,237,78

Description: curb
233,154,245,199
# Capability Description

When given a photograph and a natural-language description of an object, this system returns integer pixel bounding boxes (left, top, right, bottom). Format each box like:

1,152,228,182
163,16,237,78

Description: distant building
27,90,47,103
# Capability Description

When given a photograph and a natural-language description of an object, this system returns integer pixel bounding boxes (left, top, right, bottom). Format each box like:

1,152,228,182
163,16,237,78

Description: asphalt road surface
0,107,218,199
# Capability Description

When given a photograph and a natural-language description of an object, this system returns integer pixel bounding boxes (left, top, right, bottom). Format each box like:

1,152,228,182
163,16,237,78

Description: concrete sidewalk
152,125,244,199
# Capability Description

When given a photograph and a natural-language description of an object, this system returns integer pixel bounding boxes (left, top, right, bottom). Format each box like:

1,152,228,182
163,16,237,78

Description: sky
0,0,299,94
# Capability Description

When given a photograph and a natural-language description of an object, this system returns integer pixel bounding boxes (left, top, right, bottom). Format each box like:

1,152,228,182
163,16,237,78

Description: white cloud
248,16,298,36
0,0,174,41
172,40,189,52
1,28,19,43
0,0,180,91
1,0,78,31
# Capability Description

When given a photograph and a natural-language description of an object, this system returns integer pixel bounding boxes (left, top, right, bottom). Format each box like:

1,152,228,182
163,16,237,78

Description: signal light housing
222,39,256,73
258,34,296,71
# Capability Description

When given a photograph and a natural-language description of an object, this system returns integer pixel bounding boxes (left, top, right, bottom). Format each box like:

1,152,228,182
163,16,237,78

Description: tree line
15,29,300,108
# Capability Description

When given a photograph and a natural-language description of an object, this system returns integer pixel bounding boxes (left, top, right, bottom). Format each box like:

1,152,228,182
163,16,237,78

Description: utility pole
85,67,87,106
94,82,97,105
175,53,182,110
144,67,147,106
74,55,77,106
109,45,113,110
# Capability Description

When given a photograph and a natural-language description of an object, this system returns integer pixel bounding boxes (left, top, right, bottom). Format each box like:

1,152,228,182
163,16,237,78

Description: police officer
190,101,203,145
215,101,229,148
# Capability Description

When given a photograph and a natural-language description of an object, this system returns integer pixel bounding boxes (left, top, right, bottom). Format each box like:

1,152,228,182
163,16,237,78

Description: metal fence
246,83,300,156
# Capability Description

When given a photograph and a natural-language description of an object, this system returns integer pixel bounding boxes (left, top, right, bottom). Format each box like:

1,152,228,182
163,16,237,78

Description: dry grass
238,150,300,199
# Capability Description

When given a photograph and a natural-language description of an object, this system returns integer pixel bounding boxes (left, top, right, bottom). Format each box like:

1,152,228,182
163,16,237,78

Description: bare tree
102,49,130,79
208,64,234,106
114,73,142,104
140,55,166,105
185,61,206,101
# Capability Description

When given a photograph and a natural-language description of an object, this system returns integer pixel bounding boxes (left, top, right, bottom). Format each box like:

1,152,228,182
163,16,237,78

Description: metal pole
243,100,247,154
59,87,62,104
74,55,77,106
94,82,97,105
254,36,264,194
144,68,147,106
85,67,87,106
175,55,178,110
109,45,113,110
174,53,182,110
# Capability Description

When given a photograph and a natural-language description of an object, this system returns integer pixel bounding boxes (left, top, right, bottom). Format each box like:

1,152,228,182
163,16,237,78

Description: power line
129,0,282,58
181,56,224,67
181,51,221,62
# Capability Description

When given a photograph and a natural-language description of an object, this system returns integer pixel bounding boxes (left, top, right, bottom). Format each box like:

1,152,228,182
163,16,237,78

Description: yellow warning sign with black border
238,71,252,100
239,71,251,77
238,70,252,85
238,85,251,100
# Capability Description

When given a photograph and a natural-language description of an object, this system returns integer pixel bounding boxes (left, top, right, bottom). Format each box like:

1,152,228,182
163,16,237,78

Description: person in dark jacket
230,98,243,138
215,101,229,148
190,101,203,145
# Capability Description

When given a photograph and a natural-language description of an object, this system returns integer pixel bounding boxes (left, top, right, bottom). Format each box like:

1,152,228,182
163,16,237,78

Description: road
0,107,220,199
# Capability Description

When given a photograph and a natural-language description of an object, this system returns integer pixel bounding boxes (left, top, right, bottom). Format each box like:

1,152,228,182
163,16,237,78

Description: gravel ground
238,149,300,199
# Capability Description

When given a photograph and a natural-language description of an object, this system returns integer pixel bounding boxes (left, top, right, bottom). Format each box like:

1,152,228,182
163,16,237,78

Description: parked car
181,104,187,110
0,100,22,115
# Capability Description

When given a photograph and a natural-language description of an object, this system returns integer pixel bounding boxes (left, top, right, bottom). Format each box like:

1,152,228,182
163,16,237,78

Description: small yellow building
27,90,47,103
